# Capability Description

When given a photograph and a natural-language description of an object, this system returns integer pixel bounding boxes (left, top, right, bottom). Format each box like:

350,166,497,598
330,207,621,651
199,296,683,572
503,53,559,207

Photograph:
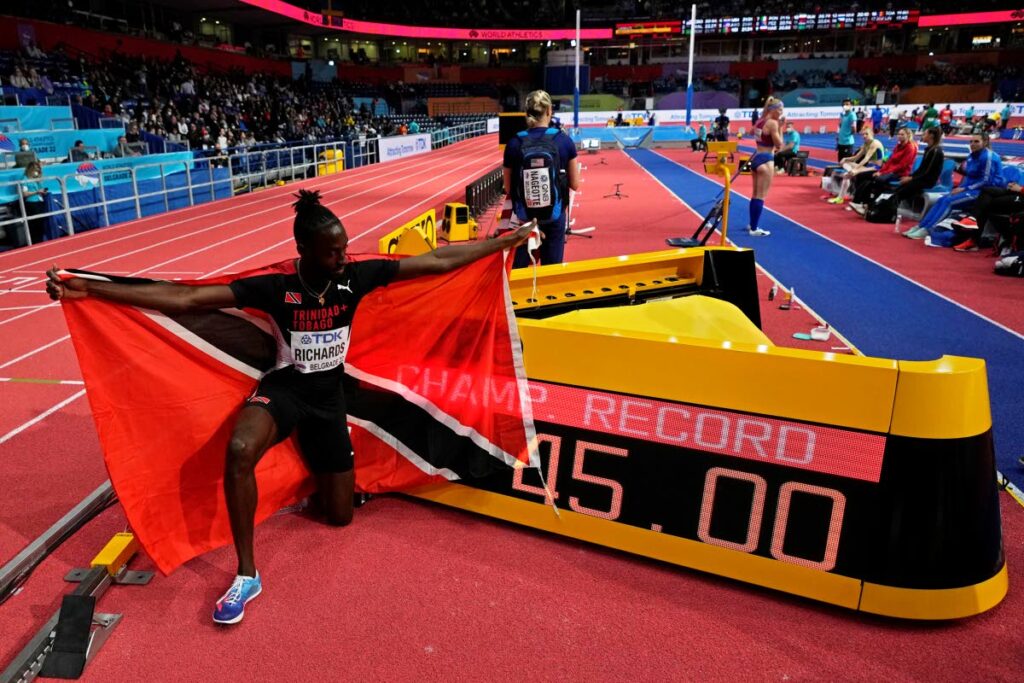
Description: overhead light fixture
328,59,335,66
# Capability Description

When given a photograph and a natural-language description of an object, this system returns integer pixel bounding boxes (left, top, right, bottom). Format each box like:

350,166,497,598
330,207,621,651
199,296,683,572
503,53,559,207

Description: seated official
113,135,141,158
68,140,90,163
849,126,917,213
773,122,801,173
14,139,38,169
691,123,708,152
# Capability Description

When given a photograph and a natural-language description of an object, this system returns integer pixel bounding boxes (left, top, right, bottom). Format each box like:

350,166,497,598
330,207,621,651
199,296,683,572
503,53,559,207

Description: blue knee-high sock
749,198,765,230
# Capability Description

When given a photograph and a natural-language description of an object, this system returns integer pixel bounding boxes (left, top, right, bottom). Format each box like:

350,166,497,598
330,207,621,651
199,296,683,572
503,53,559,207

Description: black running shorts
245,367,353,474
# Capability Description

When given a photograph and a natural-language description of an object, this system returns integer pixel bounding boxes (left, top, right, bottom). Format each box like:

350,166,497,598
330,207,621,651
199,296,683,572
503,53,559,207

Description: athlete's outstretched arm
46,266,237,314
394,223,534,280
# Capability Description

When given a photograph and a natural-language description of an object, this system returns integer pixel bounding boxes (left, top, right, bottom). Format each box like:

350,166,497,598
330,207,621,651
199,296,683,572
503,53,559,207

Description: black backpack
866,198,897,223
512,128,565,223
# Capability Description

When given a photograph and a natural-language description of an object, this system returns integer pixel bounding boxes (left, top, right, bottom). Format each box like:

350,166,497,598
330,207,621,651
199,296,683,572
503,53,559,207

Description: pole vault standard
685,4,696,126
574,8,581,133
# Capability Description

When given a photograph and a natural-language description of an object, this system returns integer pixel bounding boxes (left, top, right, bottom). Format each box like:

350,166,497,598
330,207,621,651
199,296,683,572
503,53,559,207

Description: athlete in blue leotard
747,97,784,237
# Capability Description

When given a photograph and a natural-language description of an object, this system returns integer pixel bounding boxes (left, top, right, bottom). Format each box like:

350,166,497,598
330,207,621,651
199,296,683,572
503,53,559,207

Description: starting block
4,532,153,681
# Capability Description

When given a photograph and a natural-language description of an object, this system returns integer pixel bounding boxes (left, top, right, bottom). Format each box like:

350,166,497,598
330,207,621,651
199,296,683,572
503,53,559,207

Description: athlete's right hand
46,266,88,301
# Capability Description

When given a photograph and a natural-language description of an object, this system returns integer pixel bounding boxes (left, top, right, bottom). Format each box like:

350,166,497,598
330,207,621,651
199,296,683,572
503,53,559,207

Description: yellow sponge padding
547,295,772,346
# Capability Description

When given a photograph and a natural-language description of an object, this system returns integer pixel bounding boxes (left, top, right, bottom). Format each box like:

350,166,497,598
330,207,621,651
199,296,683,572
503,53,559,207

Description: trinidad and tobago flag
59,252,538,574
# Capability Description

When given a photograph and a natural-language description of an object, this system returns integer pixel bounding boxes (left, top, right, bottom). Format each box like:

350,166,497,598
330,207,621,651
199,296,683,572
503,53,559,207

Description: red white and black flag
60,252,538,574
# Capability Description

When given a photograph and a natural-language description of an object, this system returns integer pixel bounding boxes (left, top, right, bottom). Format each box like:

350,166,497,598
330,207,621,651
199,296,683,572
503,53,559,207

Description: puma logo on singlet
337,282,353,294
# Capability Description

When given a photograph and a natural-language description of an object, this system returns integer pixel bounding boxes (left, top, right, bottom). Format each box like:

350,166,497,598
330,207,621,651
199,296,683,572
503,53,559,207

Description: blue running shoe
213,573,262,624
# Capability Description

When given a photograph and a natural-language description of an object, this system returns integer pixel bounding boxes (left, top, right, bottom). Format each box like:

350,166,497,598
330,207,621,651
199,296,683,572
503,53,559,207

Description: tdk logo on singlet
305,330,346,344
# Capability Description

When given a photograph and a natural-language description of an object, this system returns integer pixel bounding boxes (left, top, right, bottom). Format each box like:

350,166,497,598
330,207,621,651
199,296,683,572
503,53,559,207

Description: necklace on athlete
296,260,331,306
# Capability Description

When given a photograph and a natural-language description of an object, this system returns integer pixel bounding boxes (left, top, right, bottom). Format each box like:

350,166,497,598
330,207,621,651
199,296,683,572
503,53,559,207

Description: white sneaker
850,202,867,215
748,227,771,237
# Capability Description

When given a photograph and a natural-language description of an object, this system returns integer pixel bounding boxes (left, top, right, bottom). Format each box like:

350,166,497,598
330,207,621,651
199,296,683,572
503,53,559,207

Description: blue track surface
627,147,1024,484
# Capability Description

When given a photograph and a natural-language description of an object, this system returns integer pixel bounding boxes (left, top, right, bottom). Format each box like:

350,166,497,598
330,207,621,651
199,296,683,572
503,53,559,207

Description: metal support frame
0,482,115,605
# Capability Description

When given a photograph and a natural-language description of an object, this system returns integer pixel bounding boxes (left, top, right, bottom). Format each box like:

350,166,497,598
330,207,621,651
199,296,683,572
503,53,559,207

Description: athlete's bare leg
225,406,278,577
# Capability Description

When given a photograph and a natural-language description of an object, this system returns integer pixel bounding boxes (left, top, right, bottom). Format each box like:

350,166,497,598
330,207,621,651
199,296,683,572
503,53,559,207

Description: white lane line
0,142,499,326
0,143,502,368
0,137,495,292
0,304,53,312
0,138,500,444
133,144,501,276
204,148,503,276
0,135,495,272
0,335,71,370
0,389,86,445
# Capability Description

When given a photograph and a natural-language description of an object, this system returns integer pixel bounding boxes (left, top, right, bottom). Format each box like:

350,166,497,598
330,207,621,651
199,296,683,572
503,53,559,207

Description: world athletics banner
378,133,432,163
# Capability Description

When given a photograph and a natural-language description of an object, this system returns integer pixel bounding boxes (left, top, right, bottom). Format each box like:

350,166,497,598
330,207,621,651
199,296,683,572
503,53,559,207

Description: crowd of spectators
1,49,457,150
771,69,865,91
78,54,405,149
650,73,741,95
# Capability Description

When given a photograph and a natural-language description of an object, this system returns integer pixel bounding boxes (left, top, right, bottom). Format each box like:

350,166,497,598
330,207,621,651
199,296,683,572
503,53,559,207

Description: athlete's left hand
508,220,538,248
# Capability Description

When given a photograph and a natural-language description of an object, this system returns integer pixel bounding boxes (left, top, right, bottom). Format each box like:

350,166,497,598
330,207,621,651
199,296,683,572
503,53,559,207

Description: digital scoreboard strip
686,10,919,35
409,248,1007,620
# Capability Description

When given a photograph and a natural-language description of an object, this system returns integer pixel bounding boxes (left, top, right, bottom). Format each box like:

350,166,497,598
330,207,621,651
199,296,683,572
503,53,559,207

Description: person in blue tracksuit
836,99,856,161
904,132,1004,242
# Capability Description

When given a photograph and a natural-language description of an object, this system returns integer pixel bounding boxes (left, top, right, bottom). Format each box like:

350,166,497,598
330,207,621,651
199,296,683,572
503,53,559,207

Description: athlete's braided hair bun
292,188,323,213
292,189,342,244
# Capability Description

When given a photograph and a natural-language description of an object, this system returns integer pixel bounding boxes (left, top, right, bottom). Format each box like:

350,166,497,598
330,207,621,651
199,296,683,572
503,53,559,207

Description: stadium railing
0,157,228,247
431,120,488,149
0,119,491,249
